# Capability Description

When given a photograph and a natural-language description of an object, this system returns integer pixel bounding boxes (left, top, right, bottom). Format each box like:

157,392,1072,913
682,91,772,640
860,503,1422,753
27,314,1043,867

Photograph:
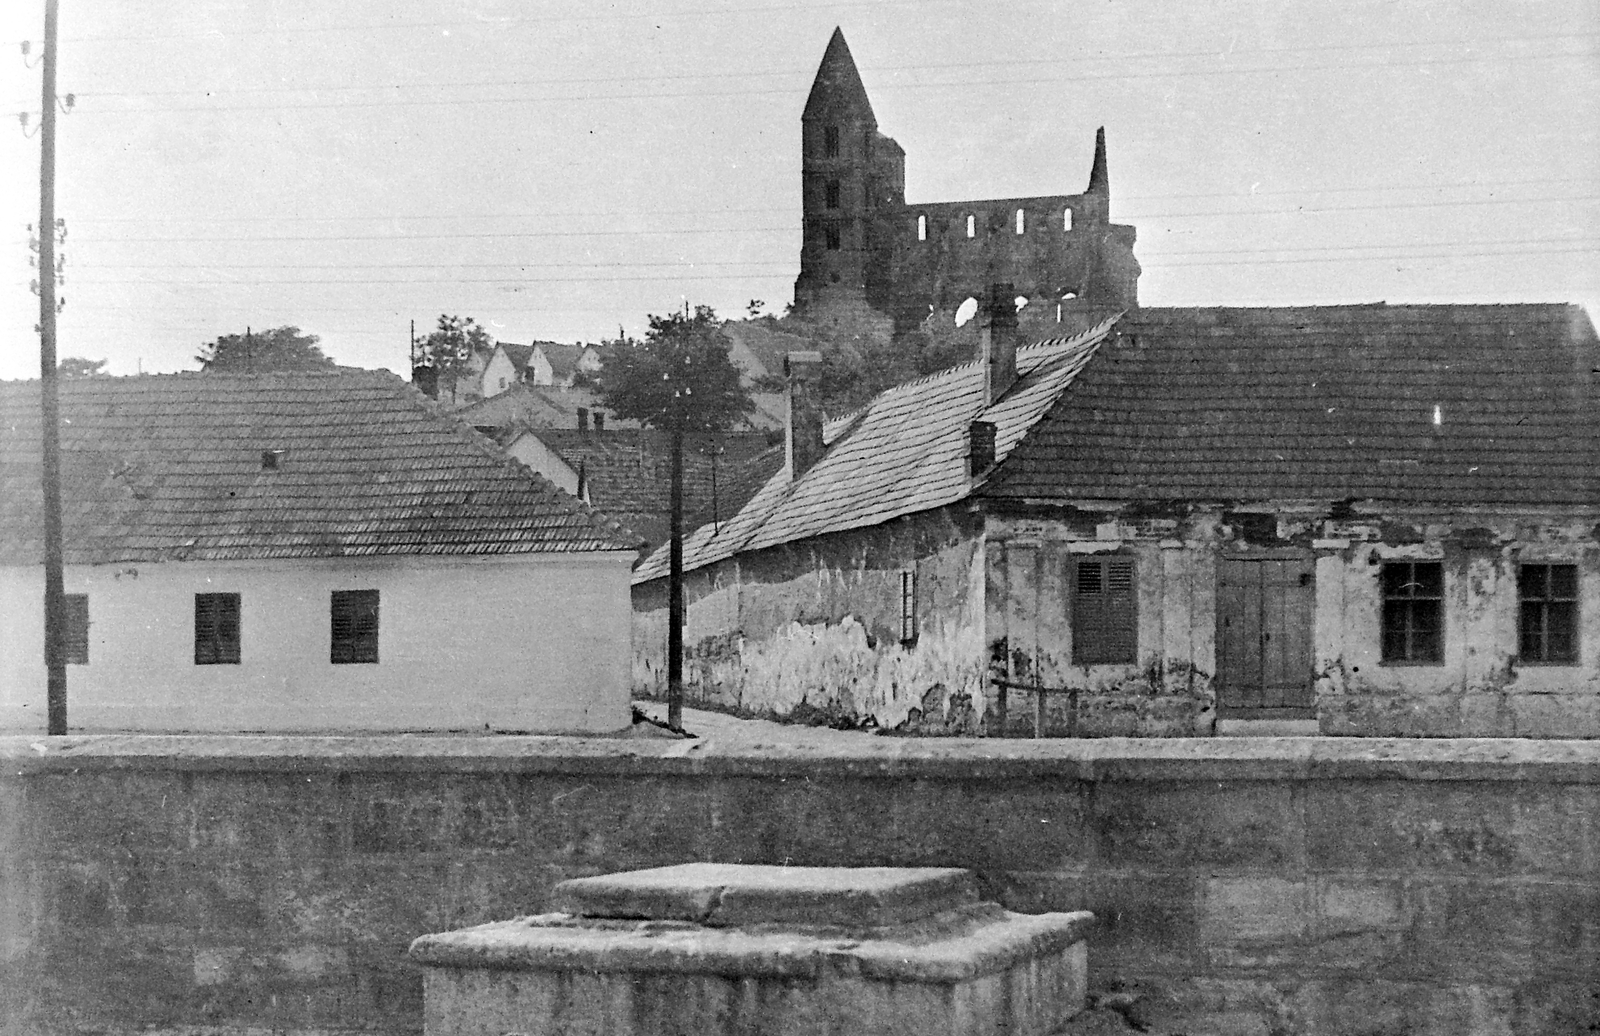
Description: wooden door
1216,555,1315,716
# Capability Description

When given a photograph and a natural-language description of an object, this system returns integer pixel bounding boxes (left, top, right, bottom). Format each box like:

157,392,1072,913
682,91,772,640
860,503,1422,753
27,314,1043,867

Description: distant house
480,342,537,396
505,426,780,552
0,371,639,734
632,298,1112,729
633,299,1600,740
454,382,640,433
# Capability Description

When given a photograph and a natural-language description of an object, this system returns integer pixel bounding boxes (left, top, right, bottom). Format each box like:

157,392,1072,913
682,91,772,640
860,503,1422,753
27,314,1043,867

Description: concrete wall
632,508,988,731
988,507,1600,738
0,553,634,734
1,735,1595,1036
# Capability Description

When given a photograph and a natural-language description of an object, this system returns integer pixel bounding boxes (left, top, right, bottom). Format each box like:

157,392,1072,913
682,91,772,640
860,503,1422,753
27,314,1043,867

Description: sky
0,0,1595,380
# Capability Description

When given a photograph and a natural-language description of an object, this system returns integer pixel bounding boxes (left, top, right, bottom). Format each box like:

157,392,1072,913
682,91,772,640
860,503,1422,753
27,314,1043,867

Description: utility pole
667,425,684,731
37,0,66,735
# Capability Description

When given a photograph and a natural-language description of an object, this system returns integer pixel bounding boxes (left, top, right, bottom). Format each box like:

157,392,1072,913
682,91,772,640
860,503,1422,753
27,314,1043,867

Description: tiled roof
533,429,777,549
981,304,1600,507
633,315,1117,582
0,371,637,565
539,342,584,381
497,342,536,374
455,382,640,430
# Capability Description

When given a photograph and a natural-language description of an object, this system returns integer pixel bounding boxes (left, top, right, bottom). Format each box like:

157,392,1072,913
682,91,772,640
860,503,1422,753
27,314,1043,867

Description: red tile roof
980,304,1600,507
0,370,638,565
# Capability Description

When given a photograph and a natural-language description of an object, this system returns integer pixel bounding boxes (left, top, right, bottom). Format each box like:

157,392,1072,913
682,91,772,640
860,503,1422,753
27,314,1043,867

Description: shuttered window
1072,557,1137,665
331,589,380,664
64,594,89,665
195,592,241,665
1519,563,1578,665
1381,561,1443,664
900,570,918,647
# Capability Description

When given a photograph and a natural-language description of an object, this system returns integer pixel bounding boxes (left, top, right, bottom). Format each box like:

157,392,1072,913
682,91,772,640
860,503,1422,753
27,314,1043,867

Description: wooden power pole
37,0,66,735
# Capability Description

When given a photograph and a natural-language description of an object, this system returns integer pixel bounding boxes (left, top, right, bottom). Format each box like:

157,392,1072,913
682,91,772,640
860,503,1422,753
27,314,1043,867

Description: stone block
1091,781,1302,870
412,865,1093,1036
1200,877,1309,944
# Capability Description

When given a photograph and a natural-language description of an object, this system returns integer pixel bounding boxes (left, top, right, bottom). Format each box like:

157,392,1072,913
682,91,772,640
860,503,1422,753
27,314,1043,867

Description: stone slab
549,863,977,927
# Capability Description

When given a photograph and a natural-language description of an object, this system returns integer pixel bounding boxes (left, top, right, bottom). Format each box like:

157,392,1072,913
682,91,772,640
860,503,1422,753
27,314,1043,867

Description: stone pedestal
409,863,1093,1036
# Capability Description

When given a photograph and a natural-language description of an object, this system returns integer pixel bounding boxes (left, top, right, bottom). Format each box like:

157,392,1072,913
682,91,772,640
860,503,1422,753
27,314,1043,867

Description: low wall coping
3,733,1599,783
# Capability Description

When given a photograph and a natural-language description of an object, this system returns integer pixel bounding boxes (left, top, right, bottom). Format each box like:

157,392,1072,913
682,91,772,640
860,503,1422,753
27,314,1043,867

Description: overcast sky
0,0,1595,379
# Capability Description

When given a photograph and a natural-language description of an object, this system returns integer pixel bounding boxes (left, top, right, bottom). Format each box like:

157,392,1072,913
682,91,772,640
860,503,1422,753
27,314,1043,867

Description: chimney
969,421,997,476
577,407,589,432
784,350,826,478
411,364,438,400
593,411,605,432
980,282,1018,405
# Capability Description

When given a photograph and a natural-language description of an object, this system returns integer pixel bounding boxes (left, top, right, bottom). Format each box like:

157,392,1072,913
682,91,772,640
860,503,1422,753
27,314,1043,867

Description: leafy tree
415,314,493,385
594,305,754,731
594,306,754,433
196,326,336,372
58,356,109,378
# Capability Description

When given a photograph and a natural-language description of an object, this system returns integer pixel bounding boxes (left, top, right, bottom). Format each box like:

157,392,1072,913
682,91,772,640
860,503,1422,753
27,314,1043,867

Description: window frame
1379,560,1444,665
63,593,89,665
331,589,380,665
824,223,841,251
194,592,242,666
899,569,918,648
1518,562,1579,666
1071,555,1138,666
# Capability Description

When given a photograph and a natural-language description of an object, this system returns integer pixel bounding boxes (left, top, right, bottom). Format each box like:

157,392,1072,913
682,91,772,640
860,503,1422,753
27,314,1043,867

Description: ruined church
791,28,1141,334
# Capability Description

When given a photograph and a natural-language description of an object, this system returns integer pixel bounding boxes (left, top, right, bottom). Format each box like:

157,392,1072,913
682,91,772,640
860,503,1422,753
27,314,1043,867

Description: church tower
792,28,904,328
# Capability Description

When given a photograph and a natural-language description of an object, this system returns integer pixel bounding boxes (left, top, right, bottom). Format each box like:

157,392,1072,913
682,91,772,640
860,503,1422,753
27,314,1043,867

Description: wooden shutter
194,593,240,665
63,594,89,665
331,590,380,664
1072,557,1137,665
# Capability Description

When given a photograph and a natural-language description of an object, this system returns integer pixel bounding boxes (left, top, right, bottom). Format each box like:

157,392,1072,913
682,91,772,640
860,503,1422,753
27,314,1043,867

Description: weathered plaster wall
1,736,1596,1036
632,508,988,731
987,514,1220,738
988,506,1600,739
0,553,635,734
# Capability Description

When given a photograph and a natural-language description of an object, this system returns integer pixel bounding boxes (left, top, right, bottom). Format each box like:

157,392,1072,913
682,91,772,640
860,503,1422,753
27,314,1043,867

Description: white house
0,371,639,734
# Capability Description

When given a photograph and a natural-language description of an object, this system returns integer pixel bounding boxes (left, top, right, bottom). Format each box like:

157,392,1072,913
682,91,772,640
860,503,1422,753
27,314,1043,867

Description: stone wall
633,507,988,731
1,735,1596,1036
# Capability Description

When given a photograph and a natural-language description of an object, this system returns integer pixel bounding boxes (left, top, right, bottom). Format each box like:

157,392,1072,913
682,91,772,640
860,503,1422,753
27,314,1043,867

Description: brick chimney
969,420,997,476
593,411,605,432
980,282,1018,405
784,351,826,478
577,407,589,432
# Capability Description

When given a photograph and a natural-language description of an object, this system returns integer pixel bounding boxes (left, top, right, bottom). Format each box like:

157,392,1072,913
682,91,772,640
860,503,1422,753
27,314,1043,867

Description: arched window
824,125,840,158
917,214,927,241
966,214,976,239
1063,208,1073,232
825,179,841,210
1016,208,1026,235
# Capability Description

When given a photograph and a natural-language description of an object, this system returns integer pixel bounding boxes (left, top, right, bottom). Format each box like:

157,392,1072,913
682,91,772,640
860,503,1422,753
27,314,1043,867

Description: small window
1073,557,1136,665
825,224,841,251
900,570,918,647
1520,563,1578,664
825,179,841,209
64,593,89,665
917,214,927,241
331,589,379,664
1015,208,1025,235
823,124,840,158
1063,208,1073,231
1381,561,1443,664
195,592,242,665
966,214,976,238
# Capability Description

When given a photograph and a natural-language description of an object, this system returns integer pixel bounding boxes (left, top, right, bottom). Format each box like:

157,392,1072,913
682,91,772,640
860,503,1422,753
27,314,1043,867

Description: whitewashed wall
0,552,634,734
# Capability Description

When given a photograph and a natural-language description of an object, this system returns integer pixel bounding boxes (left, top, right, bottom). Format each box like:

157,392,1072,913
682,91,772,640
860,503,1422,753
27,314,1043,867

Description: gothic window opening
1063,208,1073,231
966,214,975,238
917,214,927,241
824,125,840,158
825,179,841,209
1015,208,1025,234
825,223,841,251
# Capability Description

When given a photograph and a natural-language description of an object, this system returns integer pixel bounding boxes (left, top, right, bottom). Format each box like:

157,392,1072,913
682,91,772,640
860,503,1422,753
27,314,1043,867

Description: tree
414,314,493,388
58,356,108,378
196,326,336,373
594,305,755,731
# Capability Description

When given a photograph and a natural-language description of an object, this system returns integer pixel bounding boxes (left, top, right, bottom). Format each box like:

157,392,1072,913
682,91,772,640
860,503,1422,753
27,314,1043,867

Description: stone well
409,863,1094,1036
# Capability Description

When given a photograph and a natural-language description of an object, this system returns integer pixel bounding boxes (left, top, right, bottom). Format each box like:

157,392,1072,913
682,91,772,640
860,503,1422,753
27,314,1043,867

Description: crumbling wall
987,504,1600,739
632,507,987,731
